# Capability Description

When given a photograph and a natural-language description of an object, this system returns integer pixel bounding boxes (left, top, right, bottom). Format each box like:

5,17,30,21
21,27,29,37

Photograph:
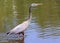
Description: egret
6,3,42,39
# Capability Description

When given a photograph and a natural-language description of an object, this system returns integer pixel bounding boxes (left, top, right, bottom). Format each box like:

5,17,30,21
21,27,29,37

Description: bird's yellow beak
37,3,43,5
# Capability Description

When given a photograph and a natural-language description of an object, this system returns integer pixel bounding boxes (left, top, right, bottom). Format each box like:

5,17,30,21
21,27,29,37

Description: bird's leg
20,32,24,35
20,32,24,40
17,32,24,40
18,34,20,40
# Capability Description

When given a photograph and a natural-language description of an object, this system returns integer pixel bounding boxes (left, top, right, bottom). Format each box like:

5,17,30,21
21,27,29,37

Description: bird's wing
10,20,30,33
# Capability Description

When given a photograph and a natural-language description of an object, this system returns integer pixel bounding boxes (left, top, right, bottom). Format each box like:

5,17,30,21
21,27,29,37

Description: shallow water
0,21,60,43
0,0,60,43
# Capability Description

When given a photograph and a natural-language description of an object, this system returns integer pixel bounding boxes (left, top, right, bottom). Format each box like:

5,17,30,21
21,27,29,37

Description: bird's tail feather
6,32,10,35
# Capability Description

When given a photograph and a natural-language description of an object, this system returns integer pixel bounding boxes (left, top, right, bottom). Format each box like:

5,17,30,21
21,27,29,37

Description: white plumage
10,20,30,33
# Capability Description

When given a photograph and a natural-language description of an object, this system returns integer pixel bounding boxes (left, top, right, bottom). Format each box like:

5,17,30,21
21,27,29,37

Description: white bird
6,3,42,37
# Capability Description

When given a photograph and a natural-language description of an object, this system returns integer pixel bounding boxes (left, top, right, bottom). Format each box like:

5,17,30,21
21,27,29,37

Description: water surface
0,0,60,43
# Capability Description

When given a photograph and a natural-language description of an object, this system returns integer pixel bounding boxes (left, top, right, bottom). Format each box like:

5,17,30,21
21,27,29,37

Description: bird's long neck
28,6,32,21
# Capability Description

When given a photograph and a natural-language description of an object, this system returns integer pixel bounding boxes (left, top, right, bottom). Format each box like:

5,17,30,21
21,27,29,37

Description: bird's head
31,3,43,7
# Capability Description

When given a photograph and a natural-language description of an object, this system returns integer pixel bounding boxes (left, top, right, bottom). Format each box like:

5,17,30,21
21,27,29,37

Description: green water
0,0,60,43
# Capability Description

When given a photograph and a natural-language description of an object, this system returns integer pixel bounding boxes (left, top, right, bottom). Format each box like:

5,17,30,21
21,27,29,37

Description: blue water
25,29,60,43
